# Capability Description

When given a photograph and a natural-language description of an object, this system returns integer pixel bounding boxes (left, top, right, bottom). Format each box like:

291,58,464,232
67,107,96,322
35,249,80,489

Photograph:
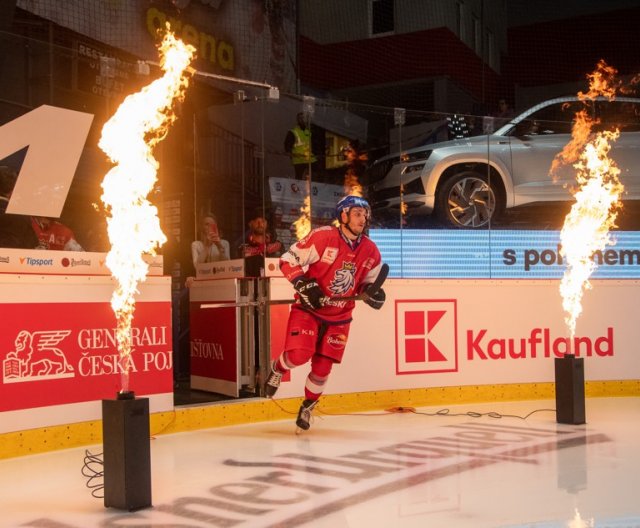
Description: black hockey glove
363,285,386,310
293,277,325,310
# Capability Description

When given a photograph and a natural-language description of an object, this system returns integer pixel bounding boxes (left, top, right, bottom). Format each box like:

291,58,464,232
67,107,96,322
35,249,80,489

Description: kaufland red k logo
395,300,458,374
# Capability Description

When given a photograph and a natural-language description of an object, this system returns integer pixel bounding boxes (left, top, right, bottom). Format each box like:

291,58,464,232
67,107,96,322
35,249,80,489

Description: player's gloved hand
363,285,386,310
293,277,325,310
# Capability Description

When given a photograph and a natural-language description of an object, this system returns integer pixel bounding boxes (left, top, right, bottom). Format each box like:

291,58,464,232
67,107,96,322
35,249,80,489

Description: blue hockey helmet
336,195,371,223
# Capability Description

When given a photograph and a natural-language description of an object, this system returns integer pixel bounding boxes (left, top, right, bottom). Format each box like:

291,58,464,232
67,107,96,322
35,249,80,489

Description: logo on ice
3,330,74,383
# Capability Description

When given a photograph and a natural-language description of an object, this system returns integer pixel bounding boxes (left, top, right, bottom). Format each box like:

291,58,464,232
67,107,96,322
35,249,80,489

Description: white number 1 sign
0,105,94,217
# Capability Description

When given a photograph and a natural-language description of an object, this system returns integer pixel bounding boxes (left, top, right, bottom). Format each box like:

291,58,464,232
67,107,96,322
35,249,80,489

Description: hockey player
265,195,386,431
31,216,84,251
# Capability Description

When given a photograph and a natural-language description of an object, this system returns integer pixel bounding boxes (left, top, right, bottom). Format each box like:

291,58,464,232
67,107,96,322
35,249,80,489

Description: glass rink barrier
3,244,640,437
2,5,640,465
189,253,640,402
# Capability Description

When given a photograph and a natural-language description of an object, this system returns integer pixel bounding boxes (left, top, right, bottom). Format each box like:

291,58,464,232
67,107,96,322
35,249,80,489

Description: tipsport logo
2,330,74,383
395,300,458,375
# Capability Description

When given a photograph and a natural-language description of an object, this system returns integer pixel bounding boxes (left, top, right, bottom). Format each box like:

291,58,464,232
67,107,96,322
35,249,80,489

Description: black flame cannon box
554,354,586,425
102,392,152,511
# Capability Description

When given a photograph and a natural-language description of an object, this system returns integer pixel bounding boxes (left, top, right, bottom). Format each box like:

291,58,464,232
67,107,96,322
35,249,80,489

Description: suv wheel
436,170,503,228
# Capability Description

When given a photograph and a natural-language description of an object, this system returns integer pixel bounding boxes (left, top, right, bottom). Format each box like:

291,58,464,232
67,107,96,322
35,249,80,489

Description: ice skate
295,399,318,433
264,361,282,398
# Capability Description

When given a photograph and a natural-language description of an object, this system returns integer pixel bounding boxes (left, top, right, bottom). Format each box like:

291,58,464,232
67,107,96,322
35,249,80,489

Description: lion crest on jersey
328,261,356,296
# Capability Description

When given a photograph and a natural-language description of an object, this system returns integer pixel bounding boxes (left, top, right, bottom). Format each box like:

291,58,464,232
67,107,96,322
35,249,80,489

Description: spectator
190,212,230,270
240,216,283,258
493,98,516,129
31,216,84,251
284,112,318,180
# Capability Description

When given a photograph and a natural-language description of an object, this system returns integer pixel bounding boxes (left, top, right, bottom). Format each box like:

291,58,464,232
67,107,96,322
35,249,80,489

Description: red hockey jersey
31,218,80,251
280,226,383,322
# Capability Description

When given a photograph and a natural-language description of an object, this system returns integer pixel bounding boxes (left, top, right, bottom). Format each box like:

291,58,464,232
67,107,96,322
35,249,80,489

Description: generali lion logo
3,330,74,384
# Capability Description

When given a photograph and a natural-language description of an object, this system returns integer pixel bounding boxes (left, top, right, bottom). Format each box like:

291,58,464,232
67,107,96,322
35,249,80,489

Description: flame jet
99,30,195,393
554,60,624,338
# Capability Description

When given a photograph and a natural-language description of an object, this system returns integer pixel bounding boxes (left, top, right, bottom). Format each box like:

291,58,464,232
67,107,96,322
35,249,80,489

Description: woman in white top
191,213,230,270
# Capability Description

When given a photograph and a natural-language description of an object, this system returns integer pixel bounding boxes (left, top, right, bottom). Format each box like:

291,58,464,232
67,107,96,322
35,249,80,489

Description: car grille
364,159,394,185
371,176,425,202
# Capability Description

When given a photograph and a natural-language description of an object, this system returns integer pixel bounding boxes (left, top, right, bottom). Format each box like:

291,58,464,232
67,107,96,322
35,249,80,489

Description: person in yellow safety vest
284,112,318,180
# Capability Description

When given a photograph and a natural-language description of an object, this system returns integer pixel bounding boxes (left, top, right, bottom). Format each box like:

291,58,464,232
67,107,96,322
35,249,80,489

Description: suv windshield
596,100,640,132
506,100,585,136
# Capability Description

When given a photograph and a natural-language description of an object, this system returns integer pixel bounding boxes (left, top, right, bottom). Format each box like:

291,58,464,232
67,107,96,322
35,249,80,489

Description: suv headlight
402,163,425,175
402,150,432,163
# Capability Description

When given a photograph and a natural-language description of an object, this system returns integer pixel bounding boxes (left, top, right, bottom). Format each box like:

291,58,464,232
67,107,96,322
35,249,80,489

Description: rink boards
1,272,639,440
0,273,173,434
269,277,640,398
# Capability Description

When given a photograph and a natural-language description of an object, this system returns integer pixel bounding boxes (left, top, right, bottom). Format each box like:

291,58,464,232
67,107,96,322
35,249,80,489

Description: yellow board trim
2,380,639,460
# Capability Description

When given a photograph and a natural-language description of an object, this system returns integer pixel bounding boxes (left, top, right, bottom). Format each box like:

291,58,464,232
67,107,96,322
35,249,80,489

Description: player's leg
265,308,318,398
264,358,285,398
296,322,350,430
296,353,335,430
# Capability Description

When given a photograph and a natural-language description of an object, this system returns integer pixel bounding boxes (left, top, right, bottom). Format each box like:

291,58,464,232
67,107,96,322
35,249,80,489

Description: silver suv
366,96,640,228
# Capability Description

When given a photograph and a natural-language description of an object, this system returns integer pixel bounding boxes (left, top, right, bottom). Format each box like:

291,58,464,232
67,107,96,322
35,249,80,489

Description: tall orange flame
559,130,623,337
293,195,311,240
555,60,624,338
344,172,363,197
99,30,195,393
551,60,620,176
343,143,366,197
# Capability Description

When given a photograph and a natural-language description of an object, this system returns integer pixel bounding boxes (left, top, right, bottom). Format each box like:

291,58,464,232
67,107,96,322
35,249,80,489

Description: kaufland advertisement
268,277,640,398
